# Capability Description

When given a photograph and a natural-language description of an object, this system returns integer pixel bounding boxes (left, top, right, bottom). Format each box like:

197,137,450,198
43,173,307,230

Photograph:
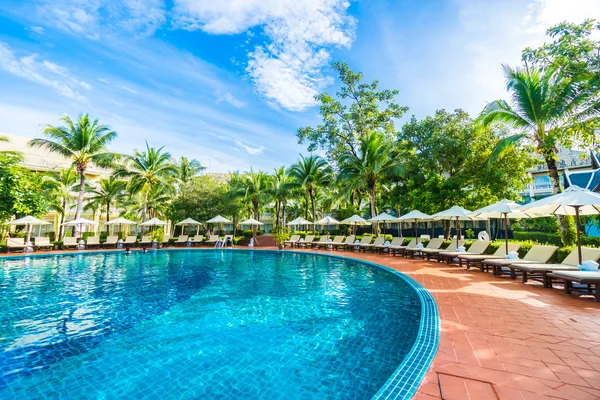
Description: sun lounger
296,235,315,248
374,237,403,253
459,243,520,270
359,236,385,252
123,235,137,247
546,271,600,302
420,240,466,261
311,235,330,248
162,234,170,247
6,237,28,253
389,238,416,256
333,235,355,250
63,237,79,250
283,235,300,248
347,236,372,251
323,235,344,250
139,235,153,246
174,235,189,247
511,247,600,287
439,240,491,264
405,238,444,258
485,245,558,276
190,235,204,246
86,236,101,248
204,235,219,246
102,235,119,248
34,236,53,251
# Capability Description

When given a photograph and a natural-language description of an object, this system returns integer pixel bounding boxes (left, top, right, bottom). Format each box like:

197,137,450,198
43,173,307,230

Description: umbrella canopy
206,215,233,224
340,214,369,225
140,218,167,226
368,212,397,222
316,216,341,225
105,217,137,225
8,216,50,245
239,218,264,226
62,218,99,226
520,186,600,264
470,199,540,252
394,210,432,222
8,216,50,226
287,217,313,226
176,218,202,226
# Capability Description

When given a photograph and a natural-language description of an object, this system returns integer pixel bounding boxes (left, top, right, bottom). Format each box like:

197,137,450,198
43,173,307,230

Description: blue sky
0,0,597,172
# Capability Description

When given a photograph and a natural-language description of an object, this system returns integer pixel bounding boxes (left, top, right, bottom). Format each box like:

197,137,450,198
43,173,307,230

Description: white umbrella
394,210,432,243
470,199,541,253
239,218,264,226
176,217,203,235
140,218,167,226
316,216,341,225
287,217,313,225
434,206,479,247
63,217,99,239
341,214,369,235
520,186,600,264
368,212,397,235
206,215,232,235
105,217,137,236
8,216,50,245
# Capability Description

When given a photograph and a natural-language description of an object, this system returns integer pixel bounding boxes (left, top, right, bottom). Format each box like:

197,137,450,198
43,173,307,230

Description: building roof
528,147,592,173
0,133,112,177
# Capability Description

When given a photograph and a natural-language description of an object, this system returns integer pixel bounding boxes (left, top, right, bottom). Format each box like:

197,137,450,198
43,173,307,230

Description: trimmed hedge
513,231,562,246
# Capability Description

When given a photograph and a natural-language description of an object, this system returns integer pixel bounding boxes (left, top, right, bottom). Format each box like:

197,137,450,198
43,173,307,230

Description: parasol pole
455,217,460,247
575,206,583,265
503,213,509,254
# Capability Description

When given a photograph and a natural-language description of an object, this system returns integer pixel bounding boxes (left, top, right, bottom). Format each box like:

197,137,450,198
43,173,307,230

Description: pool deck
3,247,600,399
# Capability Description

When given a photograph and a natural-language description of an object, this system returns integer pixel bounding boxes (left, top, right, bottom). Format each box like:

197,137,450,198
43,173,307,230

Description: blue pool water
0,250,425,399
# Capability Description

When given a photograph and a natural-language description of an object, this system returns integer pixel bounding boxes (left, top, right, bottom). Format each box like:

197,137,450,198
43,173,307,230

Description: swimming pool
0,250,438,399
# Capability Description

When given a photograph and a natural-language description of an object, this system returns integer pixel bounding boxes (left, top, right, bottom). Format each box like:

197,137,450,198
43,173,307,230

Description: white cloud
235,140,264,155
215,90,245,108
0,41,90,102
172,0,356,111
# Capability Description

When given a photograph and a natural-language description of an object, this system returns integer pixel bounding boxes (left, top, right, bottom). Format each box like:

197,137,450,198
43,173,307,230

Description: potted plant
152,227,164,248
272,226,289,250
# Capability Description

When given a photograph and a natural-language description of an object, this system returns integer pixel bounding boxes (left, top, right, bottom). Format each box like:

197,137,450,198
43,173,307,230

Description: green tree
42,167,77,240
177,156,205,185
241,169,272,220
270,166,294,228
337,132,404,233
29,114,117,221
288,154,331,231
86,176,126,224
0,155,48,223
117,143,178,221
298,61,408,160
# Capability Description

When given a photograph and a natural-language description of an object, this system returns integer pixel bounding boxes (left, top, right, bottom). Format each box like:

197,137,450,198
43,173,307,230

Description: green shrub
82,232,95,241
44,232,56,241
581,236,600,248
52,241,63,249
513,231,562,246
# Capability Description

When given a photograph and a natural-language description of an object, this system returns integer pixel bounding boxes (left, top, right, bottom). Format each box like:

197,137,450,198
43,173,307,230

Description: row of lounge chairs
5,234,234,253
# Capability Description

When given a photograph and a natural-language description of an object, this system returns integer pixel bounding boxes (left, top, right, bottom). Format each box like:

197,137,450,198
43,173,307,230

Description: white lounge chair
6,237,27,253
63,237,79,250
174,235,189,247
283,235,300,248
86,236,101,248
190,235,204,246
103,235,119,248
34,236,53,251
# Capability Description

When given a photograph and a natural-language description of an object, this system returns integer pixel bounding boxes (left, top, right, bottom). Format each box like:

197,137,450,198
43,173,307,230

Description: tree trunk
106,201,110,227
542,148,576,244
369,188,378,236
59,200,66,240
75,171,85,220
310,188,316,233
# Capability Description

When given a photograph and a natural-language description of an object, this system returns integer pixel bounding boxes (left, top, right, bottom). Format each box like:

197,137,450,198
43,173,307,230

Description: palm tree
480,64,600,195
29,114,117,221
270,166,293,228
42,167,77,240
337,132,403,233
116,143,178,222
0,135,23,160
178,156,205,185
288,154,331,231
242,169,272,220
87,176,126,225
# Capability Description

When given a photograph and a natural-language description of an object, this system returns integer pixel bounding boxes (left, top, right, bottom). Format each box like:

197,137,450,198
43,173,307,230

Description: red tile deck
4,247,600,399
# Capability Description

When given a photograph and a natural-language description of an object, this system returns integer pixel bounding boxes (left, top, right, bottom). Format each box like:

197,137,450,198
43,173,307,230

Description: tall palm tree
29,114,117,221
178,156,205,185
87,176,126,225
288,154,331,231
337,132,403,233
480,64,600,195
0,135,23,160
42,167,77,240
270,166,293,228
116,143,178,222
242,169,272,220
